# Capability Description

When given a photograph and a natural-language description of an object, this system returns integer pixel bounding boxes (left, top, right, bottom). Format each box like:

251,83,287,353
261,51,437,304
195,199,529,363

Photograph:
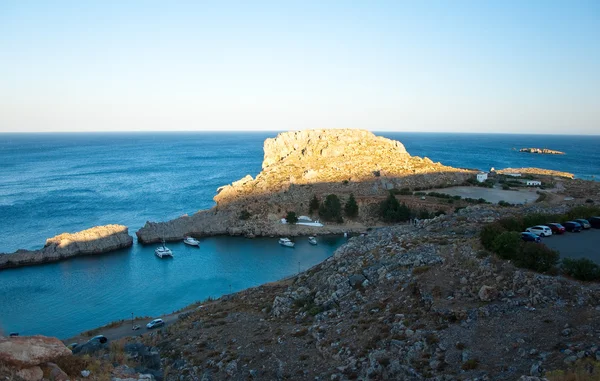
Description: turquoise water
0,235,344,338
1,131,599,338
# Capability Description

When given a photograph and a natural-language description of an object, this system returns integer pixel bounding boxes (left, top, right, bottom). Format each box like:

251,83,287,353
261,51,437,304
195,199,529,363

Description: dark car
89,335,108,344
563,221,582,232
547,223,566,235
521,232,541,242
590,217,600,229
574,219,591,229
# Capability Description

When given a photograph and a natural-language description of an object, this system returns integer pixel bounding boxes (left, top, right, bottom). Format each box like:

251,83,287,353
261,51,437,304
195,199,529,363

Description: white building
476,172,488,182
526,180,542,186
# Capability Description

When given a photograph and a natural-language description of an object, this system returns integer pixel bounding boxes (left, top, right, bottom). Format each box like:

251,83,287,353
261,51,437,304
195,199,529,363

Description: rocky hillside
0,225,133,269
101,203,600,380
137,130,474,243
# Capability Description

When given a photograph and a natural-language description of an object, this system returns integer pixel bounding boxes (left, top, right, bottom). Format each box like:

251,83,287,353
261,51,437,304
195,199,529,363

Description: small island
0,225,133,269
519,147,565,155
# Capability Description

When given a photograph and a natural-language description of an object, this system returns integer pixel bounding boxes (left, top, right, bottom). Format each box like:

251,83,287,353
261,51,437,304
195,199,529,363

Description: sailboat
155,239,173,258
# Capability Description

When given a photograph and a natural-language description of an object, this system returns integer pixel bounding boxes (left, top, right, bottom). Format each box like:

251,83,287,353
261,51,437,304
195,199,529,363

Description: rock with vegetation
519,148,565,155
0,225,133,269
136,130,474,243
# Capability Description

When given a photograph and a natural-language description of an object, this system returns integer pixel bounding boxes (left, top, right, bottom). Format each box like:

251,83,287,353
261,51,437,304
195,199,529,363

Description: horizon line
1,130,599,137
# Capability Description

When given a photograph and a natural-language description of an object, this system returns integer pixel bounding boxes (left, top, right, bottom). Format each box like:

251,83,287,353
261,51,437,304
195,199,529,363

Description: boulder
16,366,43,381
41,362,69,381
0,335,71,368
478,285,497,302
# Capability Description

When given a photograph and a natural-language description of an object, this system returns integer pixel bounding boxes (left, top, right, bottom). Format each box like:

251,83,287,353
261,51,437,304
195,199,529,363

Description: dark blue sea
1,132,598,254
0,131,598,338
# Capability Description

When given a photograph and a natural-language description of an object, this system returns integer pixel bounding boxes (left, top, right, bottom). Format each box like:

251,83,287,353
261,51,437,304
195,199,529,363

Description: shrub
480,223,506,250
285,211,298,224
239,210,251,220
497,216,524,232
379,192,411,222
498,200,514,207
398,187,412,195
562,258,600,281
492,231,521,260
515,243,559,272
319,194,343,223
502,184,511,190
344,193,359,218
309,195,320,213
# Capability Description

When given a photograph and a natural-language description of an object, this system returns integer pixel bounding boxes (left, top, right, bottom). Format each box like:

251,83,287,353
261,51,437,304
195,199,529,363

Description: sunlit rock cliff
136,129,474,243
0,225,133,269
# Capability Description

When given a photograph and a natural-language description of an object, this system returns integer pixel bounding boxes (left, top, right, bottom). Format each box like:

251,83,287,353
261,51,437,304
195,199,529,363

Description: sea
0,131,599,338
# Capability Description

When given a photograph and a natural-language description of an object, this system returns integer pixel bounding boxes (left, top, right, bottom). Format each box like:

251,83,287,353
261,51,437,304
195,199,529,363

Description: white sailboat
155,240,173,258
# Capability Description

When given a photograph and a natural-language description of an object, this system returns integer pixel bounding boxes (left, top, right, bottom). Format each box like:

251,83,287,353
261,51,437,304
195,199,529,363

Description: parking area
428,186,539,204
544,229,600,262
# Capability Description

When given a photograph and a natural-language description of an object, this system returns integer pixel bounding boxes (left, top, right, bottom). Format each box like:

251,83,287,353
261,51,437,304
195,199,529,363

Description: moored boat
308,236,317,245
278,238,295,247
183,236,200,246
155,240,173,258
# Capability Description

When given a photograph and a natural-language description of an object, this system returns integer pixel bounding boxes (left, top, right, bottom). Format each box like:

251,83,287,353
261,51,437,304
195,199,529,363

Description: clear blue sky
1,1,599,134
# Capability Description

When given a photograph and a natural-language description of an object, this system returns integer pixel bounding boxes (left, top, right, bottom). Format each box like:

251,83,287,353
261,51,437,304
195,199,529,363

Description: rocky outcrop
519,147,565,155
0,335,72,381
498,167,575,179
137,130,474,243
0,225,133,269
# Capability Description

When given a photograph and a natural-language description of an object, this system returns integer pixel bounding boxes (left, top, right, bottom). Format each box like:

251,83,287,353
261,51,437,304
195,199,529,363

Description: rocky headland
519,147,565,155
136,129,474,243
497,167,575,179
0,225,133,270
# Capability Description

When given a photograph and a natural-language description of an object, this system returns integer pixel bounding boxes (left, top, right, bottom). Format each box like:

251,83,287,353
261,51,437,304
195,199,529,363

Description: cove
0,235,345,338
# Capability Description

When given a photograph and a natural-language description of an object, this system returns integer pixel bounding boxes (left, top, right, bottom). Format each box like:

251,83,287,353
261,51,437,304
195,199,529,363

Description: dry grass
547,360,600,381
53,354,113,381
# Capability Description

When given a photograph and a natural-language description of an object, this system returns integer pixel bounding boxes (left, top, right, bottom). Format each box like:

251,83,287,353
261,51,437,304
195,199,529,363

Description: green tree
479,223,506,250
344,193,359,218
379,192,411,222
562,258,600,281
309,195,320,213
492,231,521,260
515,243,559,272
319,194,343,222
285,211,298,224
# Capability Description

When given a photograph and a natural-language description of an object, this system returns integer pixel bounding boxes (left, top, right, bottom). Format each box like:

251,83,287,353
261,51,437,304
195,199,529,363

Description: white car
146,318,165,329
526,225,553,237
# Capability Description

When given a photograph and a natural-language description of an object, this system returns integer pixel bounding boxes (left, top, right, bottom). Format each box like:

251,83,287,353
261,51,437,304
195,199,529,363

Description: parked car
547,223,566,234
563,221,583,232
9,332,19,337
88,335,108,344
590,217,600,228
521,232,541,243
526,225,553,237
146,318,165,329
574,219,591,229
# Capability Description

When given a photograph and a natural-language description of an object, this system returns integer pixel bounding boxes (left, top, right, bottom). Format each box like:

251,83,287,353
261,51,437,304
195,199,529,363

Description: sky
0,1,599,134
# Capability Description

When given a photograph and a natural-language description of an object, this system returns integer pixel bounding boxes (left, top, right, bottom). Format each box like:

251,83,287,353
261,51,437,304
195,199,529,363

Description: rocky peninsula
0,225,133,270
136,129,474,243
519,147,565,155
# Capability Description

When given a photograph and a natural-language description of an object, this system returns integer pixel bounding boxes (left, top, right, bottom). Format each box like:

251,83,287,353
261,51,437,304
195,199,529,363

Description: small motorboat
155,240,173,258
278,238,295,247
184,236,200,246
308,236,317,245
